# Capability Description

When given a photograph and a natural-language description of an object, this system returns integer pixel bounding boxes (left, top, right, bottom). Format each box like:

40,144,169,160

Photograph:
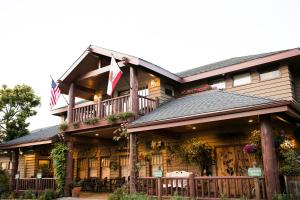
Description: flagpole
50,75,69,105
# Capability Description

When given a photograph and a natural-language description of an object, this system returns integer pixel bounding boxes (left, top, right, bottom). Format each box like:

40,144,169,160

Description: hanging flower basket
243,144,257,154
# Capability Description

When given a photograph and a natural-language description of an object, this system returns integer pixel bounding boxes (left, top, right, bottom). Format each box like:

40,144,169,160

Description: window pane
260,69,280,81
210,80,226,89
233,73,251,86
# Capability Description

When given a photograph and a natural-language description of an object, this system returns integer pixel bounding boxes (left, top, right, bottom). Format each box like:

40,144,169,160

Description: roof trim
59,45,182,84
0,140,53,149
128,101,290,132
182,48,300,83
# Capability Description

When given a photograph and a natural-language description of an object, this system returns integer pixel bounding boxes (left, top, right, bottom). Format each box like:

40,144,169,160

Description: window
89,158,98,178
233,73,251,87
260,69,281,81
151,154,162,176
165,84,174,96
138,86,149,97
100,157,110,179
210,80,226,89
120,156,129,180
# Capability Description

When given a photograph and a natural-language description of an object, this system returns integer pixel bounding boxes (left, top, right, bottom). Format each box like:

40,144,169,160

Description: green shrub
83,117,100,125
273,193,300,200
0,191,14,199
72,122,79,129
171,192,187,200
38,189,57,200
59,122,68,131
108,184,128,200
0,169,9,193
21,190,36,199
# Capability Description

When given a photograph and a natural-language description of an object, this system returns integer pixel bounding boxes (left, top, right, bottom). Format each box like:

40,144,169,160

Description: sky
0,0,300,131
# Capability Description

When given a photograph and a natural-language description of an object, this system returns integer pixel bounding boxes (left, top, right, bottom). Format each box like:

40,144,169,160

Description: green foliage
108,112,135,124
72,122,79,129
38,189,58,200
178,137,214,175
59,122,68,131
50,143,68,195
171,192,187,200
272,193,300,200
83,117,100,125
69,178,83,189
280,149,300,175
21,190,36,199
238,196,248,200
0,84,40,142
0,169,9,193
108,185,154,200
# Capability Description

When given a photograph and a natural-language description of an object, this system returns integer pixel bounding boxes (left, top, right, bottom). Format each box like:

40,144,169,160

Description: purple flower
243,144,257,154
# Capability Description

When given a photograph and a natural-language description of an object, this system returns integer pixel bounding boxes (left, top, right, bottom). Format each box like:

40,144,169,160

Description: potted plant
69,178,83,197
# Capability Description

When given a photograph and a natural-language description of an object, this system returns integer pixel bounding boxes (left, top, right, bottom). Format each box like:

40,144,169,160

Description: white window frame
259,69,281,81
210,79,226,90
233,73,251,87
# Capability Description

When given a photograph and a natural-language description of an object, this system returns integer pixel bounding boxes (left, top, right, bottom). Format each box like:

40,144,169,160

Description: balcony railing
72,95,157,123
14,178,56,192
136,176,266,199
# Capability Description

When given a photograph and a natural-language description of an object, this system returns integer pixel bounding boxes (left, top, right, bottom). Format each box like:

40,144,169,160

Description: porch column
9,149,19,191
260,115,280,199
130,66,138,115
67,83,75,124
64,140,74,197
129,132,137,193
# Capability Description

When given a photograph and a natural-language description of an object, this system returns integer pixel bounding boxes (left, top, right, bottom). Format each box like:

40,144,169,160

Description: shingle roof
131,90,277,126
0,125,59,147
177,50,290,78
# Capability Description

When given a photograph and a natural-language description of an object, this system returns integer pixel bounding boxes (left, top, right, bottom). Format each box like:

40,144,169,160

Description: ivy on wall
50,142,68,195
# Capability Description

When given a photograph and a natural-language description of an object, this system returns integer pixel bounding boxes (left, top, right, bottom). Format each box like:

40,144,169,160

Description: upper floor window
165,84,174,96
259,69,281,81
210,79,226,90
233,73,251,87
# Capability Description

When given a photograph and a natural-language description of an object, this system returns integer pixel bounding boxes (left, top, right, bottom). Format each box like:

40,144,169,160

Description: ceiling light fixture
192,126,196,130
248,119,253,123
95,133,99,136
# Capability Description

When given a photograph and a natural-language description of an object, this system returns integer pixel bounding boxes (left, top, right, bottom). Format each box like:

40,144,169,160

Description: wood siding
294,70,300,102
226,65,293,100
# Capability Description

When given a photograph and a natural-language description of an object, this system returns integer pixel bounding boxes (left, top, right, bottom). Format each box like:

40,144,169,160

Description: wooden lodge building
1,46,300,199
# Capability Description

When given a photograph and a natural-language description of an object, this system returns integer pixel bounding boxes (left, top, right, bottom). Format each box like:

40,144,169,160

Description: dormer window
233,73,251,87
210,79,226,89
259,68,281,81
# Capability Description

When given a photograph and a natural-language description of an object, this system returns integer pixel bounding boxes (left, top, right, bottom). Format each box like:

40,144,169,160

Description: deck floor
57,192,109,200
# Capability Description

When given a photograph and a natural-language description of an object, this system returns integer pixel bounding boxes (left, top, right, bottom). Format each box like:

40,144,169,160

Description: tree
0,84,40,142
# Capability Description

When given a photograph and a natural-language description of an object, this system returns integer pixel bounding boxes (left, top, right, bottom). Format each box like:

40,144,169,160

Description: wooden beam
9,149,18,191
67,83,75,123
65,140,74,196
129,132,137,193
77,61,126,81
0,140,53,149
260,115,280,199
130,66,139,115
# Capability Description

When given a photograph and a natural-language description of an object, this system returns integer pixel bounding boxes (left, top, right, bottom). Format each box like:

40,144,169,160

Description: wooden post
155,97,160,109
9,149,19,191
130,66,138,115
189,173,195,198
67,83,75,124
260,115,280,200
64,140,74,197
254,177,261,200
157,178,162,200
129,132,137,193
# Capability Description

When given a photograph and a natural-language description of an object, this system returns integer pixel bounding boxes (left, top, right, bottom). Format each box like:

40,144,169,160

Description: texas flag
107,56,123,96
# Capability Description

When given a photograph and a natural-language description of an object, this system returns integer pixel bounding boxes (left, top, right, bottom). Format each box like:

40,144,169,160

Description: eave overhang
128,101,298,133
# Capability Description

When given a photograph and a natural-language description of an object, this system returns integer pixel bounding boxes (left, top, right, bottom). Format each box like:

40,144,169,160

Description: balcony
71,95,158,124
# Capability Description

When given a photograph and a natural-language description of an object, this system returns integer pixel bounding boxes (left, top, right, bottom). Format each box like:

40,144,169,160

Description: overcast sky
0,0,299,131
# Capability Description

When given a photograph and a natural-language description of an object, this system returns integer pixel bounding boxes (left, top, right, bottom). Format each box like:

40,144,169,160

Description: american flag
50,79,61,109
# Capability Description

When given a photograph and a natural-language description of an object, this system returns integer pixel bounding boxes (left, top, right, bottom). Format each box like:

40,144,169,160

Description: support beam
9,149,19,191
67,83,75,123
64,140,74,197
130,66,139,115
129,132,137,193
260,115,280,200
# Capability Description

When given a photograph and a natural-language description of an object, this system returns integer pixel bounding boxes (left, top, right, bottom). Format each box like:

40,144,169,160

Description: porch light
192,126,196,130
95,133,99,136
248,119,254,123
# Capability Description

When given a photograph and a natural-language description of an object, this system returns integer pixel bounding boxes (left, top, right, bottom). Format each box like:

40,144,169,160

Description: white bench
163,171,192,188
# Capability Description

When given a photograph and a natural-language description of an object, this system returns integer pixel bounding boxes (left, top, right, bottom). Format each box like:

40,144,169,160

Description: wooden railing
15,178,56,192
284,175,300,194
72,95,158,123
136,176,266,200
